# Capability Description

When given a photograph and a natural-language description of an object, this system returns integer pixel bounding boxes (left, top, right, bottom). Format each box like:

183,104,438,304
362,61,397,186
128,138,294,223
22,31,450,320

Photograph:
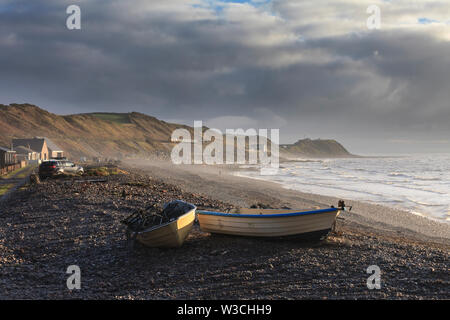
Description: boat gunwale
136,205,196,235
197,207,338,218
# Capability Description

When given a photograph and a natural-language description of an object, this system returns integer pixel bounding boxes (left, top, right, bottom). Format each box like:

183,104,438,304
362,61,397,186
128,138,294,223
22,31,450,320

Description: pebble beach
0,163,448,299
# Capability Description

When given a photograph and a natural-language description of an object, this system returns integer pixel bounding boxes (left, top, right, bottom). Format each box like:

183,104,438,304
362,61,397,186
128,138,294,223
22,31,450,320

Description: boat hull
136,208,196,248
197,208,339,239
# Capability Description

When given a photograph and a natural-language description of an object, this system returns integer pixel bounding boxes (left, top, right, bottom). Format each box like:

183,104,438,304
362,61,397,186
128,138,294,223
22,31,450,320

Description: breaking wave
237,154,450,224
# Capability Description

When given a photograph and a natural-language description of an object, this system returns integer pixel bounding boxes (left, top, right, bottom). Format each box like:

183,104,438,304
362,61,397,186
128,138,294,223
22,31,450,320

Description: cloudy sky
0,0,449,154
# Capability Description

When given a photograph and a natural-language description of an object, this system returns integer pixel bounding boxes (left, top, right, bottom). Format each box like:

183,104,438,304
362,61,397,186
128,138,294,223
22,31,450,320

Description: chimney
10,141,13,151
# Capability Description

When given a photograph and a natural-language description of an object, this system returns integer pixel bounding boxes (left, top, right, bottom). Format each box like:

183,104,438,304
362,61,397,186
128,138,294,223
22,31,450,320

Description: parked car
59,160,84,175
38,160,64,179
38,160,84,179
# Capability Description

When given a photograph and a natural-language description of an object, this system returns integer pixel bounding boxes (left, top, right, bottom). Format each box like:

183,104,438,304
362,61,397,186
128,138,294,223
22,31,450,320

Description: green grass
0,165,36,180
1,166,27,179
89,113,131,124
1,167,22,179
85,166,128,177
0,184,14,196
15,165,36,179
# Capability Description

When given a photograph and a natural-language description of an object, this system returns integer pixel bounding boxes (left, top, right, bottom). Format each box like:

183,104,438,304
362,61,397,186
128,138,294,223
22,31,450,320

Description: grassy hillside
0,104,352,160
88,113,132,124
280,139,352,158
0,104,192,159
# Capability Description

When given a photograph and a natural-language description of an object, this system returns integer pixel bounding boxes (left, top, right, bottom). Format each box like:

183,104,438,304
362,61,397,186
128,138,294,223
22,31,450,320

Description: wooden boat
197,207,341,240
131,201,196,248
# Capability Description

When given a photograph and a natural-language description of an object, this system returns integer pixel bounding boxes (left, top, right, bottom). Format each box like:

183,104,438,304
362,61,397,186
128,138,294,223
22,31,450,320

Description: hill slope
0,104,193,159
1,104,353,160
280,138,352,158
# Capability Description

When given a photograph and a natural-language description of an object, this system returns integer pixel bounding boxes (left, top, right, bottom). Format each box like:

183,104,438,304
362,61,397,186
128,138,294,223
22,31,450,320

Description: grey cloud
0,0,449,153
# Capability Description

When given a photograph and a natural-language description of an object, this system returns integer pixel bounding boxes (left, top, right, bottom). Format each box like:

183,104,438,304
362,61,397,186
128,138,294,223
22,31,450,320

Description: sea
235,153,450,224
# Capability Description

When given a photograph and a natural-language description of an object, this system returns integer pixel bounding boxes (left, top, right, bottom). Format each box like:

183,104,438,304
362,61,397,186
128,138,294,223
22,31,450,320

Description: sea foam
236,154,450,224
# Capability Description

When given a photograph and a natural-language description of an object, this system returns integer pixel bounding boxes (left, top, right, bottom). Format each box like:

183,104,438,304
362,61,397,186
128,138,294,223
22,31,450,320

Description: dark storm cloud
0,0,449,153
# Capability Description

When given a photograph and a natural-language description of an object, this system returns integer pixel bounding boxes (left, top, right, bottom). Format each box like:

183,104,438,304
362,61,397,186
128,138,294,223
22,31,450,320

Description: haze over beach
0,0,449,302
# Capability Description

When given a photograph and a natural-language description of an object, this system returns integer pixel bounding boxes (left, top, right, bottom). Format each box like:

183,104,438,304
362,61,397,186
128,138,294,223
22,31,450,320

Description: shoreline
128,159,450,246
233,168,448,227
277,155,450,226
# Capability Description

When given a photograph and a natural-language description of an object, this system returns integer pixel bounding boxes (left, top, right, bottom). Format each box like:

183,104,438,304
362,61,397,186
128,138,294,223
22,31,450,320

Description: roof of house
12,138,46,153
35,137,63,152
0,146,16,153
14,145,35,154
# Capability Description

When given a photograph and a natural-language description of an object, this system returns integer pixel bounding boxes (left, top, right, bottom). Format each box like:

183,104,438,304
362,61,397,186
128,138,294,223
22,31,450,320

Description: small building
14,145,40,162
36,137,64,159
0,146,17,169
12,138,49,161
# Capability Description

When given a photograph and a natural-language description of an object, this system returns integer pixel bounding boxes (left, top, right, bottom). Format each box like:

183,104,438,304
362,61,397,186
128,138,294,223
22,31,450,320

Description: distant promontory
280,138,353,158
